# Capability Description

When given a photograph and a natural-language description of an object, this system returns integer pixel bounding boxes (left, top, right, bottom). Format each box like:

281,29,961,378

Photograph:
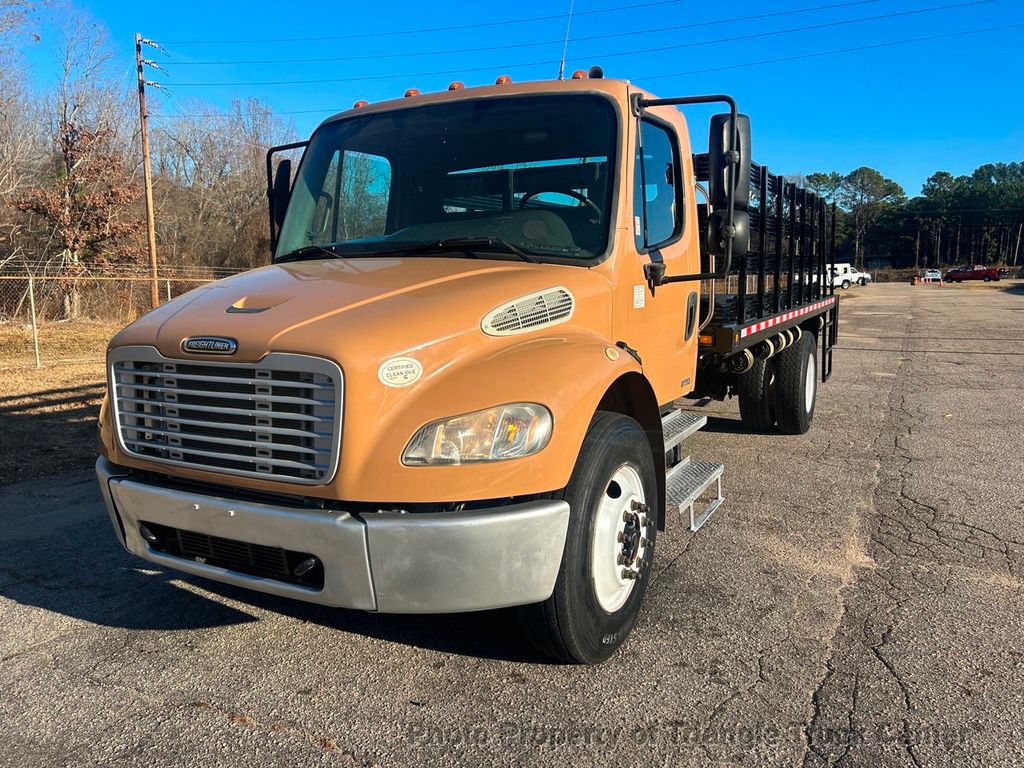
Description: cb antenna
557,0,576,79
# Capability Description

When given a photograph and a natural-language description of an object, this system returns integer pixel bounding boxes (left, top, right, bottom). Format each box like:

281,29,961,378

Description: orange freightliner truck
95,70,839,664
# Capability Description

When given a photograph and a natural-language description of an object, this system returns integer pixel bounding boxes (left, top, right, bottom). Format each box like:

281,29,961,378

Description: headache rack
694,155,839,382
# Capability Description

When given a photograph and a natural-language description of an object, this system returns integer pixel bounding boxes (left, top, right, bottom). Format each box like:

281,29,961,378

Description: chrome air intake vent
109,346,342,485
481,287,575,337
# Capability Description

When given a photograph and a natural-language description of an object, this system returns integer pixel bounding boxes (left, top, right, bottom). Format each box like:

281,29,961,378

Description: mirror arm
631,93,739,286
265,140,309,255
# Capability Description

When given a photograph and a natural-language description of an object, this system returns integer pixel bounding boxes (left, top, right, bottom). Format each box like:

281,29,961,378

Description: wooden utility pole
135,33,159,309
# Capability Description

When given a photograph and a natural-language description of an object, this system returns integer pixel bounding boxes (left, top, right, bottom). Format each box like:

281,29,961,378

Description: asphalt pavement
1,280,1022,767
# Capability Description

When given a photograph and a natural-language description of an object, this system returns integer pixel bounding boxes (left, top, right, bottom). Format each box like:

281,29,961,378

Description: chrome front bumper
96,458,570,613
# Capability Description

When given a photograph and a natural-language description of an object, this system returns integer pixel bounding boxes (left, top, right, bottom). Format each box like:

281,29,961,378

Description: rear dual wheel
738,356,777,432
775,332,817,434
737,331,817,435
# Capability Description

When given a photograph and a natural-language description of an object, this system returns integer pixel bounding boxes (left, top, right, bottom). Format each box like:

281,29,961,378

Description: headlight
403,403,552,466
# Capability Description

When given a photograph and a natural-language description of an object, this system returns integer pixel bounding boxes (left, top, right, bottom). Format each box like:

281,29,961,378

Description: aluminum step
666,457,724,532
662,410,707,454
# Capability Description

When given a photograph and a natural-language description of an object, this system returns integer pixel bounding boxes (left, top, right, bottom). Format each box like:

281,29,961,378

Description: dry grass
0,321,116,485
0,319,119,369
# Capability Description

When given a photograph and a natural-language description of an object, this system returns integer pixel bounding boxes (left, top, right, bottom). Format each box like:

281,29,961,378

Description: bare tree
0,1,41,268
154,98,295,270
14,4,142,316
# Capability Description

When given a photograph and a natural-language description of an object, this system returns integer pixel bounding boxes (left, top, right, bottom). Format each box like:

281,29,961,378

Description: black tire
737,356,776,432
518,411,657,664
774,331,817,435
859,278,867,286
984,276,991,282
841,279,851,290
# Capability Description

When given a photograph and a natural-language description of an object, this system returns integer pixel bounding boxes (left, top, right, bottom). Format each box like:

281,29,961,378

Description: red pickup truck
944,265,1001,283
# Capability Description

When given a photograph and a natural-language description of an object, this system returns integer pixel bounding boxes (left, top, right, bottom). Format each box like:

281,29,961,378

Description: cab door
624,107,702,404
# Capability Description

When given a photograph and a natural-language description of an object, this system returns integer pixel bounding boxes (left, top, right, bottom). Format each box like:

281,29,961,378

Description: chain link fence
0,267,241,370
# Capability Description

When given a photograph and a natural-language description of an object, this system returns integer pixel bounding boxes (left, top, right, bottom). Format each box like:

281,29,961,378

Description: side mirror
708,113,751,210
706,209,750,258
271,158,292,231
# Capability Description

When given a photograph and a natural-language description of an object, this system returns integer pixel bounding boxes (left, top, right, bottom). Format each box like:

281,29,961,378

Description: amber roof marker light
352,100,368,108
404,88,421,98
494,74,512,84
448,81,465,90
571,70,587,80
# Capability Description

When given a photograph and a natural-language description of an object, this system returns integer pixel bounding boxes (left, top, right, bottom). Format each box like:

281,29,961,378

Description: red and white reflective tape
738,296,837,339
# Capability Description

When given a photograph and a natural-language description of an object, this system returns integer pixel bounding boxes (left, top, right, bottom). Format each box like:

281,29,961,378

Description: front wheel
841,279,851,290
984,276,991,282
859,278,867,286
519,411,657,664
775,331,817,434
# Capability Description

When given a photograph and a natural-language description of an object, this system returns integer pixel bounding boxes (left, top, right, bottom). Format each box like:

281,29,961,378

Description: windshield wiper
376,237,538,263
278,237,539,264
275,243,347,264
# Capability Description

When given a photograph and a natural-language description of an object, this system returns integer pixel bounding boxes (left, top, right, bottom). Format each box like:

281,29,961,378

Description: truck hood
110,257,612,364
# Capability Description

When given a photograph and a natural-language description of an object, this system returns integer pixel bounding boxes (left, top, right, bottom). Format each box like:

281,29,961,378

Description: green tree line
805,164,1024,270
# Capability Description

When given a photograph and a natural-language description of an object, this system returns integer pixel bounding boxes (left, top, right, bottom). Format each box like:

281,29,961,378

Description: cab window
633,119,681,250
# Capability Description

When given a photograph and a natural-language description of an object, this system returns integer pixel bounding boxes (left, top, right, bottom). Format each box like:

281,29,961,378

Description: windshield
275,94,618,263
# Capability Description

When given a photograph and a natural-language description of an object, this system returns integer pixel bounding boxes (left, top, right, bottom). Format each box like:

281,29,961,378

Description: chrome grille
109,347,342,484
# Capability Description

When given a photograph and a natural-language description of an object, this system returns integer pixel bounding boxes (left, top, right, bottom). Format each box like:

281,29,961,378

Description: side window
308,150,340,241
633,120,681,250
338,150,392,240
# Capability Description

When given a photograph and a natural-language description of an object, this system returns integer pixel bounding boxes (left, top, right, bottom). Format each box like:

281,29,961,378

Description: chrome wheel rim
805,352,817,414
592,464,649,613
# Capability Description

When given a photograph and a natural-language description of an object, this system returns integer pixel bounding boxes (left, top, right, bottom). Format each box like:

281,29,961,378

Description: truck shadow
0,382,105,484
197,581,549,664
697,415,750,434
0,478,548,663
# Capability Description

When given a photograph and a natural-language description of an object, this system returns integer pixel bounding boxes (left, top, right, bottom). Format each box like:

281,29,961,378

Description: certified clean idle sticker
378,357,423,387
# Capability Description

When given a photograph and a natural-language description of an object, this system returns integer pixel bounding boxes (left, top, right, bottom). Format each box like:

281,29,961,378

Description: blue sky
22,0,1024,196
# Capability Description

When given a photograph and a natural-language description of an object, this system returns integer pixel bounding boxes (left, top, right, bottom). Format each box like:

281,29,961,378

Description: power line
157,22,1024,119
153,123,275,149
164,0,1000,87
161,0,690,44
638,21,1024,80
166,0,883,66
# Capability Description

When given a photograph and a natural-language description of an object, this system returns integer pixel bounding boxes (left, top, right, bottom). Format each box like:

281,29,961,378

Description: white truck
830,263,872,289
